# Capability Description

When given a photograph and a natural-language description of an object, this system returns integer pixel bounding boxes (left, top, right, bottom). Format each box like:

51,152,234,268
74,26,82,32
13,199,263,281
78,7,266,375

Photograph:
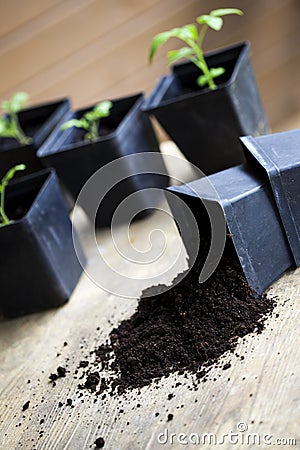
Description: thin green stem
88,119,99,142
188,39,216,89
0,182,10,225
198,23,208,48
11,113,32,145
0,165,26,225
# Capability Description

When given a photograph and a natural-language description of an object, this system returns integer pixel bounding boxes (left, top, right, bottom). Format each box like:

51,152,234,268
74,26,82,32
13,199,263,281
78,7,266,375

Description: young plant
61,101,113,142
0,164,26,227
149,8,243,90
0,92,32,145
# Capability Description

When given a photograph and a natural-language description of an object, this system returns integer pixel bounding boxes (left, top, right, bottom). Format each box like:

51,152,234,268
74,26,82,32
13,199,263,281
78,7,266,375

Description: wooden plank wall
0,0,299,130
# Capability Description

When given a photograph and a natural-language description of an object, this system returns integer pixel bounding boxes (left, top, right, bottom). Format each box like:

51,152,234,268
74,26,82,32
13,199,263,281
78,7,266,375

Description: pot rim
142,41,250,112
1,169,55,228
37,93,144,157
0,98,70,153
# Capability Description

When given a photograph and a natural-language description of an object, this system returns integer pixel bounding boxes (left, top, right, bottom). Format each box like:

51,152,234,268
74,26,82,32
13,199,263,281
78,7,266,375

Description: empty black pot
167,163,294,295
0,98,70,179
242,129,300,265
38,93,169,228
143,42,269,175
0,169,85,318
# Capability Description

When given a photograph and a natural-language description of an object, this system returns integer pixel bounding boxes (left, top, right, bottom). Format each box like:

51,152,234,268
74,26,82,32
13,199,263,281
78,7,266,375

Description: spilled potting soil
72,238,276,395
14,235,280,450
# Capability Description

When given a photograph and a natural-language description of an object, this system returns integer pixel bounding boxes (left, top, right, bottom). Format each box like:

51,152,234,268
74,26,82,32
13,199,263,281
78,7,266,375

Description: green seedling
149,8,243,90
0,92,32,145
0,164,26,227
61,101,113,142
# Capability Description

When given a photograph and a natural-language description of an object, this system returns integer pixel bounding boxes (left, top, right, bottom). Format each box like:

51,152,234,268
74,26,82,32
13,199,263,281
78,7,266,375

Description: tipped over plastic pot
242,129,300,266
167,163,294,295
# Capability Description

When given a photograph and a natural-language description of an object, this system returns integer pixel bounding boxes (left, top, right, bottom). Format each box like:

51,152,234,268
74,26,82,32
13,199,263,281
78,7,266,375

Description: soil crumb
94,437,105,448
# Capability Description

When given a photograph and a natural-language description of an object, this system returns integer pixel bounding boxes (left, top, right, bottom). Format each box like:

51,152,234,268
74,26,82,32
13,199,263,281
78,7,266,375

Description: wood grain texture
0,0,300,128
0,142,299,450
0,0,63,37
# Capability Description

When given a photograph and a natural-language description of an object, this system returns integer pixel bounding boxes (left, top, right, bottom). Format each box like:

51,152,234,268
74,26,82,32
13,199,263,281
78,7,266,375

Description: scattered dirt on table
72,238,275,395
49,366,66,385
16,229,280,448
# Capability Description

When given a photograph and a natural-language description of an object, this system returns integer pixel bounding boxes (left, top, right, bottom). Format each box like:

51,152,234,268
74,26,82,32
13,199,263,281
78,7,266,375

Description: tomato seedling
0,93,32,145
61,101,113,142
149,8,243,90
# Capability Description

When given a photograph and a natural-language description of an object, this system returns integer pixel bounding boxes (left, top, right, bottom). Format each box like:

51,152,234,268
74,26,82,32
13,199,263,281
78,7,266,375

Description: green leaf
0,130,15,138
84,101,112,121
149,25,197,63
149,29,179,63
197,67,225,87
167,47,195,65
0,117,8,134
197,14,223,31
93,100,113,117
210,8,243,17
2,92,29,114
181,24,198,41
173,25,198,43
197,74,209,87
61,118,88,131
210,67,225,78
0,117,15,138
9,92,29,113
84,111,96,122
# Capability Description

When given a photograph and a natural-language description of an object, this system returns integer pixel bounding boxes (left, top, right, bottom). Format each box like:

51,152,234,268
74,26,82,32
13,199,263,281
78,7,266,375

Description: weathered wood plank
0,0,164,95
0,142,299,450
0,0,62,37
0,0,198,104
0,0,300,127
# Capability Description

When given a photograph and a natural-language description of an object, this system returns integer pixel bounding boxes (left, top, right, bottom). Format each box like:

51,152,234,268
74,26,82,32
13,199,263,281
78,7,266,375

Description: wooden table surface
0,143,299,450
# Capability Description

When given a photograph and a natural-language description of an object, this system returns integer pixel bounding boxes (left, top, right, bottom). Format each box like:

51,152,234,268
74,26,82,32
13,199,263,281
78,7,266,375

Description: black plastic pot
0,169,85,318
167,163,294,295
38,93,169,228
242,129,300,266
143,42,269,175
0,98,70,179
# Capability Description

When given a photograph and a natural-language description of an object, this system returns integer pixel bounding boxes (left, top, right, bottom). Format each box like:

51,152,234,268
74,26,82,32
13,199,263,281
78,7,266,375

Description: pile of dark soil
79,238,275,394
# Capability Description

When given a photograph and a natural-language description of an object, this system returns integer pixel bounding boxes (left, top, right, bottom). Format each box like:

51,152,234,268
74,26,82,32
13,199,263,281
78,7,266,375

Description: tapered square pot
0,169,85,318
242,129,300,265
38,93,169,228
0,98,70,179
167,164,294,295
143,42,269,175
